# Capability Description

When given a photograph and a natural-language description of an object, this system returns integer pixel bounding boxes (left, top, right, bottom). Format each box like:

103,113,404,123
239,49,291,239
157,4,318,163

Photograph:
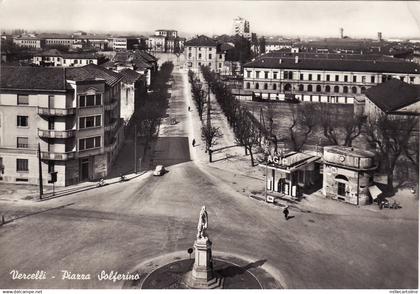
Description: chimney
295,55,299,63
279,59,282,64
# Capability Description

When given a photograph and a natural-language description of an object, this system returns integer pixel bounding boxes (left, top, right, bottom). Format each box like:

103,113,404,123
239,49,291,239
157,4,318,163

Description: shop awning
369,185,382,200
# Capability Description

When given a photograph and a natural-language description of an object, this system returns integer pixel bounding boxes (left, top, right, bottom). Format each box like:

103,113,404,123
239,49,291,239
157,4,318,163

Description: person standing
283,206,289,220
192,139,196,147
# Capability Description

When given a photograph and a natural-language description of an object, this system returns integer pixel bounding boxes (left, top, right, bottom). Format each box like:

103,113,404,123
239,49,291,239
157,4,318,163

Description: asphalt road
0,69,417,289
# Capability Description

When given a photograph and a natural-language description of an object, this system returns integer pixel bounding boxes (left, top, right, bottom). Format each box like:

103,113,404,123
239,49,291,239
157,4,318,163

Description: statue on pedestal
197,206,208,240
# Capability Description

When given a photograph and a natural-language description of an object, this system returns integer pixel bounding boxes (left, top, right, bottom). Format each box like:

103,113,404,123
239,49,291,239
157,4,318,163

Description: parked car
153,165,166,176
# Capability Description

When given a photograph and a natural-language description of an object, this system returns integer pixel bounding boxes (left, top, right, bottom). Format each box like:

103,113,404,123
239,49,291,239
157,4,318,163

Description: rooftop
243,52,420,74
185,35,218,47
119,68,142,84
324,146,376,158
365,79,420,112
0,66,67,92
66,64,122,86
35,49,97,59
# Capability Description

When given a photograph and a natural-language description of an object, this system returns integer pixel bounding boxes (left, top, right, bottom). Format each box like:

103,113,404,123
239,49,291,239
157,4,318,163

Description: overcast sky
0,0,419,39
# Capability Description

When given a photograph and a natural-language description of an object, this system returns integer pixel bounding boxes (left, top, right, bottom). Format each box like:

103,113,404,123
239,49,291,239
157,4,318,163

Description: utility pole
38,143,43,199
134,124,137,174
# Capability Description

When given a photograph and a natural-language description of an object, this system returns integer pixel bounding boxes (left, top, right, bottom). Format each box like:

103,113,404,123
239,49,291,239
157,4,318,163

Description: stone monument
184,206,224,289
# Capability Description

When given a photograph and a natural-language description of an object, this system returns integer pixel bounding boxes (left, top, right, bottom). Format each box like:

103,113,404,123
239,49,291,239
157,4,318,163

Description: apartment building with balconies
0,65,124,186
242,52,420,105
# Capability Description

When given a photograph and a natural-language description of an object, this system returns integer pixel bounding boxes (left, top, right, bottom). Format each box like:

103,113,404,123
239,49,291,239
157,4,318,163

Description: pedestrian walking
283,206,289,220
192,139,196,147
188,106,191,112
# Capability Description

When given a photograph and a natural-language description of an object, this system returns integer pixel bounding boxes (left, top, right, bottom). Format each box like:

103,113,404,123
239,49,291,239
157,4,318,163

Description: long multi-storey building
32,49,98,67
0,65,124,186
232,17,251,39
184,35,226,73
13,35,44,49
242,52,420,104
147,30,185,53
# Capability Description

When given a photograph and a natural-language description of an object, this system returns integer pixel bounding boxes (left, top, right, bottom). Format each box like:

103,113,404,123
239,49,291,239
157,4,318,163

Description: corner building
0,65,124,186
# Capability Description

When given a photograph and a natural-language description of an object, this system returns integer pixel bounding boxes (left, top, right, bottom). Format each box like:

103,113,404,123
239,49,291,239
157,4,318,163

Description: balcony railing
104,119,118,132
38,107,76,116
104,99,118,111
38,129,76,139
104,139,118,152
40,151,76,161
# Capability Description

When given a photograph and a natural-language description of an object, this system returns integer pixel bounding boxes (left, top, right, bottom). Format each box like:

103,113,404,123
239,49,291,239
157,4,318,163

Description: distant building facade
13,35,43,49
0,65,124,186
32,49,98,67
184,35,226,73
147,30,184,53
242,52,420,104
232,17,251,39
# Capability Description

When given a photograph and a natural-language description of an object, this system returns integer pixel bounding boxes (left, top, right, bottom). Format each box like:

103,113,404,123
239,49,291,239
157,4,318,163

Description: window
247,71,251,78
410,76,415,83
352,86,357,94
219,54,222,59
317,74,321,81
79,115,101,129
209,48,212,51
361,76,366,83
325,85,331,92
335,75,339,82
371,76,375,83
353,76,357,83
198,53,202,59
298,84,304,91
288,72,293,79
343,86,348,93
283,71,288,79
48,161,55,173
344,75,348,82
79,94,101,107
361,87,366,94
300,73,304,80
334,86,339,93
208,54,212,60
264,83,268,90
199,47,201,51
16,159,28,172
307,85,313,92
17,137,28,148
218,63,222,68
273,72,278,79
256,71,260,79
188,53,192,58
264,72,269,79
79,136,101,150
246,82,250,89
308,74,312,81
17,116,28,127
400,76,405,81
188,47,192,51
316,85,321,92
17,95,29,105
255,83,259,90
74,59,78,64
273,83,277,90
326,74,330,81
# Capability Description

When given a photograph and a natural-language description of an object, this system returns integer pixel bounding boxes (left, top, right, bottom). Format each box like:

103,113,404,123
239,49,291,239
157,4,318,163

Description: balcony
104,119,119,132
38,129,76,139
38,107,75,116
104,139,118,152
41,151,76,161
104,99,118,111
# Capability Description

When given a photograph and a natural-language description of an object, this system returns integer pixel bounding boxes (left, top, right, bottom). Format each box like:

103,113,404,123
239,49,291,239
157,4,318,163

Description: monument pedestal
183,237,224,289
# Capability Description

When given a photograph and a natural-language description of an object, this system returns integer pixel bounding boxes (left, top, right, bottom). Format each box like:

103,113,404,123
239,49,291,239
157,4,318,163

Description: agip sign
267,155,287,166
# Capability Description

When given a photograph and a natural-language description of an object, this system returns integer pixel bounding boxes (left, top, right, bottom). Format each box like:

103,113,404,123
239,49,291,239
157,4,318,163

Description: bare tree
201,125,223,162
365,114,418,193
287,104,317,152
404,132,419,198
318,104,364,146
234,108,260,166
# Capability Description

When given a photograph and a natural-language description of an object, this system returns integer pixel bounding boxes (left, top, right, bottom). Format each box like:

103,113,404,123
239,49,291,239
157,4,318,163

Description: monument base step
183,271,224,289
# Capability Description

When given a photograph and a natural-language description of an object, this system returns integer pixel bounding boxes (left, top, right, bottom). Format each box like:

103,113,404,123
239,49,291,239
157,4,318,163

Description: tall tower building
340,27,344,39
232,17,251,39
378,32,382,41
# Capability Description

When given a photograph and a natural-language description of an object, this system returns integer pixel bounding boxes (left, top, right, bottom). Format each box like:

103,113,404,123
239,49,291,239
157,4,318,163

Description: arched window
316,85,322,92
273,83,277,90
298,84,304,91
334,86,339,93
343,86,348,93
246,82,250,89
361,87,366,94
255,83,259,90
264,83,268,90
325,85,331,92
284,84,291,91
352,86,357,94
307,85,313,92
